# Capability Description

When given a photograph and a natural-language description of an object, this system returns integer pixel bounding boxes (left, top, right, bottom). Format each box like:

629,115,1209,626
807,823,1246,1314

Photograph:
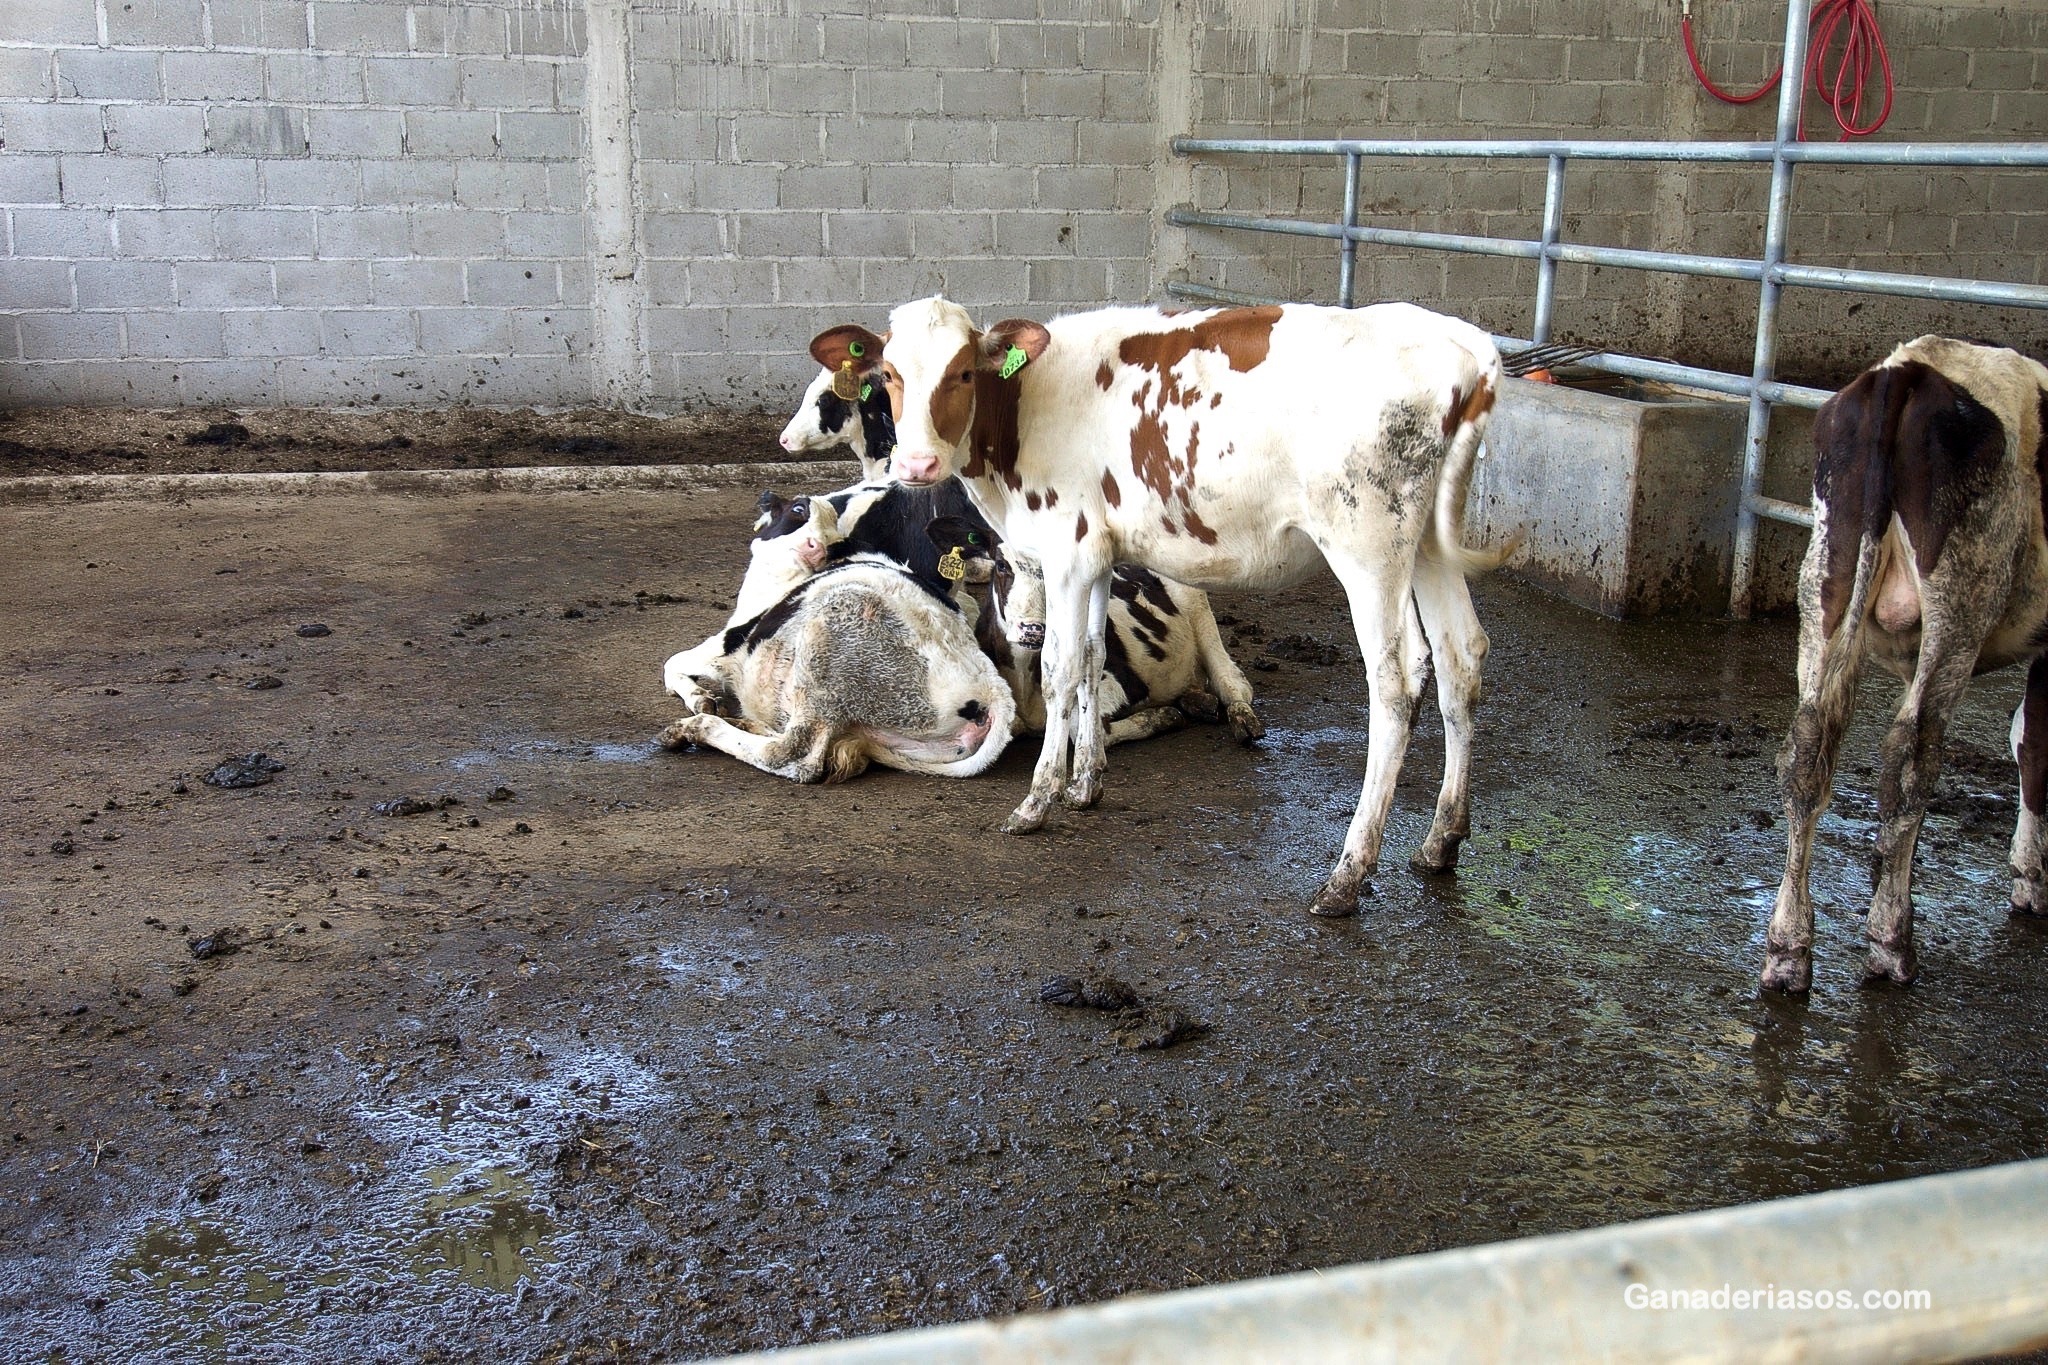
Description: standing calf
1765,335,2048,991
814,297,1505,915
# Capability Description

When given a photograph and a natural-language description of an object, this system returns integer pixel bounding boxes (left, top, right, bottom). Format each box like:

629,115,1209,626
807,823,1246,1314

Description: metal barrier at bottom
716,1158,2048,1365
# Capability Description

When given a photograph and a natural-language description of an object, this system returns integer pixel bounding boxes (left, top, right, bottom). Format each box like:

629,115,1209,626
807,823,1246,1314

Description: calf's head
926,515,1045,651
778,369,856,454
811,297,1048,488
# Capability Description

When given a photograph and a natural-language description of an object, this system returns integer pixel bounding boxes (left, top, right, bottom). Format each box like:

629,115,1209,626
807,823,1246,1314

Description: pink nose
893,454,942,486
959,713,993,750
796,535,827,571
780,433,797,451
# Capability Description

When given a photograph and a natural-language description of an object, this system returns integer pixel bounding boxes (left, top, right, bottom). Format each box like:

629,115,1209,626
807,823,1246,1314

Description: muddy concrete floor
4,477,2047,1363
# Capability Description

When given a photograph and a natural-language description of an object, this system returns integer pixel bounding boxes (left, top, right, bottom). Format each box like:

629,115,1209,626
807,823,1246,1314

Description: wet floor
3,482,2045,1362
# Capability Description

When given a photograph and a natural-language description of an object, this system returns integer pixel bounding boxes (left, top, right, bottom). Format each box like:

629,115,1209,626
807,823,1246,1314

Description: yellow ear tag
937,546,967,582
832,359,860,401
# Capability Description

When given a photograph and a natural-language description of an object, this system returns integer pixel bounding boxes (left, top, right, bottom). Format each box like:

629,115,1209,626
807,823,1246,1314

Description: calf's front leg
1003,567,1101,832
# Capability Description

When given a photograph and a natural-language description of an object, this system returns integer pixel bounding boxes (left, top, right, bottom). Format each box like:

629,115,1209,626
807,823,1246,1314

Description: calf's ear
924,515,993,559
811,325,887,374
982,318,1051,374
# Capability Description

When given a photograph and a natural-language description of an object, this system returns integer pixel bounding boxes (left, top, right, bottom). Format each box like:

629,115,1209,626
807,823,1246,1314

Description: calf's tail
1425,345,1519,576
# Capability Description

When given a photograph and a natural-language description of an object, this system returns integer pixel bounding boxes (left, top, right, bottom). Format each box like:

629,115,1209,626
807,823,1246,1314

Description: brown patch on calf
1183,509,1220,545
960,363,1027,492
1811,359,2010,638
1117,306,1281,381
1101,471,1121,507
1114,307,1282,518
1075,512,1089,541
1096,363,1115,391
921,340,980,450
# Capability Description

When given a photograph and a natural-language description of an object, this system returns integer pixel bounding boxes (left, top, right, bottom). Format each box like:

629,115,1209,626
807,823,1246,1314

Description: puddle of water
409,1165,554,1293
447,736,655,770
108,1216,330,1358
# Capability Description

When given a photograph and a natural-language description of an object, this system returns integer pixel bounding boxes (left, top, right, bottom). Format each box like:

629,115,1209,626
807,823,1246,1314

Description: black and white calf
1765,335,2048,991
658,499,1016,782
778,367,897,479
926,515,1263,746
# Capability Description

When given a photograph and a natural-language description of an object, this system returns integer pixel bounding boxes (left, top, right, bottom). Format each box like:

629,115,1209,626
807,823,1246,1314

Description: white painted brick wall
0,0,2041,409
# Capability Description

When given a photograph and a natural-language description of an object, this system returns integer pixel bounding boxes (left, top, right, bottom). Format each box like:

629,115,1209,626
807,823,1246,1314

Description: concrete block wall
628,0,1170,405
0,0,2041,410
0,0,592,405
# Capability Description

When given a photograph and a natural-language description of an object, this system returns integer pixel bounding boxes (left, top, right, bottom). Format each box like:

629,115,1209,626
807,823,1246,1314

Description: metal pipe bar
1773,261,2048,309
1168,208,1541,259
1163,286,1844,409
717,1158,2048,1365
1748,493,1817,529
1729,0,1814,619
1338,153,1361,309
1177,212,2048,306
1532,155,1565,343
1174,135,2048,168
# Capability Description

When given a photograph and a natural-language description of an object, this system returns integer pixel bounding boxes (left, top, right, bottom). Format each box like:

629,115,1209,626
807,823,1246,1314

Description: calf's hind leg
1865,633,1978,983
1407,556,1489,874
2010,656,2048,915
658,712,836,784
1764,607,1869,993
1311,556,1426,916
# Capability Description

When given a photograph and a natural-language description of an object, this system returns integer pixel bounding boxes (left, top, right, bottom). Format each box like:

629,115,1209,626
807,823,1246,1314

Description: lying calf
927,516,1264,746
662,497,844,717
658,500,1016,782
777,367,895,479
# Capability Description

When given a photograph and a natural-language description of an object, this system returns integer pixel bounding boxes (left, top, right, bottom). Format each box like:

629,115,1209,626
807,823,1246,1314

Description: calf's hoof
1759,947,1812,995
1001,798,1052,835
656,718,704,751
1062,772,1102,809
1227,703,1265,745
1310,880,1367,918
1409,833,1465,875
1864,939,1917,985
2010,880,2048,917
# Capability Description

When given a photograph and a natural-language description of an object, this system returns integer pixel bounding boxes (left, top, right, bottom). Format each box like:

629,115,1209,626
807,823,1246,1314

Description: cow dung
202,753,285,789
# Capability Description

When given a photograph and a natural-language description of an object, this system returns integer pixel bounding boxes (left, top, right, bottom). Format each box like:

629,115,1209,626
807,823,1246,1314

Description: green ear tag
998,346,1029,380
848,340,866,359
859,383,872,403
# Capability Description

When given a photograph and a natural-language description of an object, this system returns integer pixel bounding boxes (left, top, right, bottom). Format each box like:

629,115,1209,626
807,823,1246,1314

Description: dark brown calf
1764,335,2048,992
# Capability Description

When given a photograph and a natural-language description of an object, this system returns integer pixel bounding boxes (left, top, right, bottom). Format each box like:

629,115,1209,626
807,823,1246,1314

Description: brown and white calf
779,367,1261,748
813,297,1504,915
1765,335,2048,991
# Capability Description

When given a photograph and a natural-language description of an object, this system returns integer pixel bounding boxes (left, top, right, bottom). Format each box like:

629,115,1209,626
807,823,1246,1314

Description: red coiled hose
1681,0,1893,138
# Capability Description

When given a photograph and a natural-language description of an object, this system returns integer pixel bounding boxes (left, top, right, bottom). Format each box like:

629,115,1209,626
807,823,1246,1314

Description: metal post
1338,153,1361,308
1729,0,1814,618
1532,154,1566,343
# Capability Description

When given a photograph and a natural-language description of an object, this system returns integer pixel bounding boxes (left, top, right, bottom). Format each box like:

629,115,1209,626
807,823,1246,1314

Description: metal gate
1164,3,2048,616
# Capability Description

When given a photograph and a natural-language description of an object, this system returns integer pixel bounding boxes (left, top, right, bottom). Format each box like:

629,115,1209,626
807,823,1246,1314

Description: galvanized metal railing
1165,2,2048,617
716,1157,2048,1364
